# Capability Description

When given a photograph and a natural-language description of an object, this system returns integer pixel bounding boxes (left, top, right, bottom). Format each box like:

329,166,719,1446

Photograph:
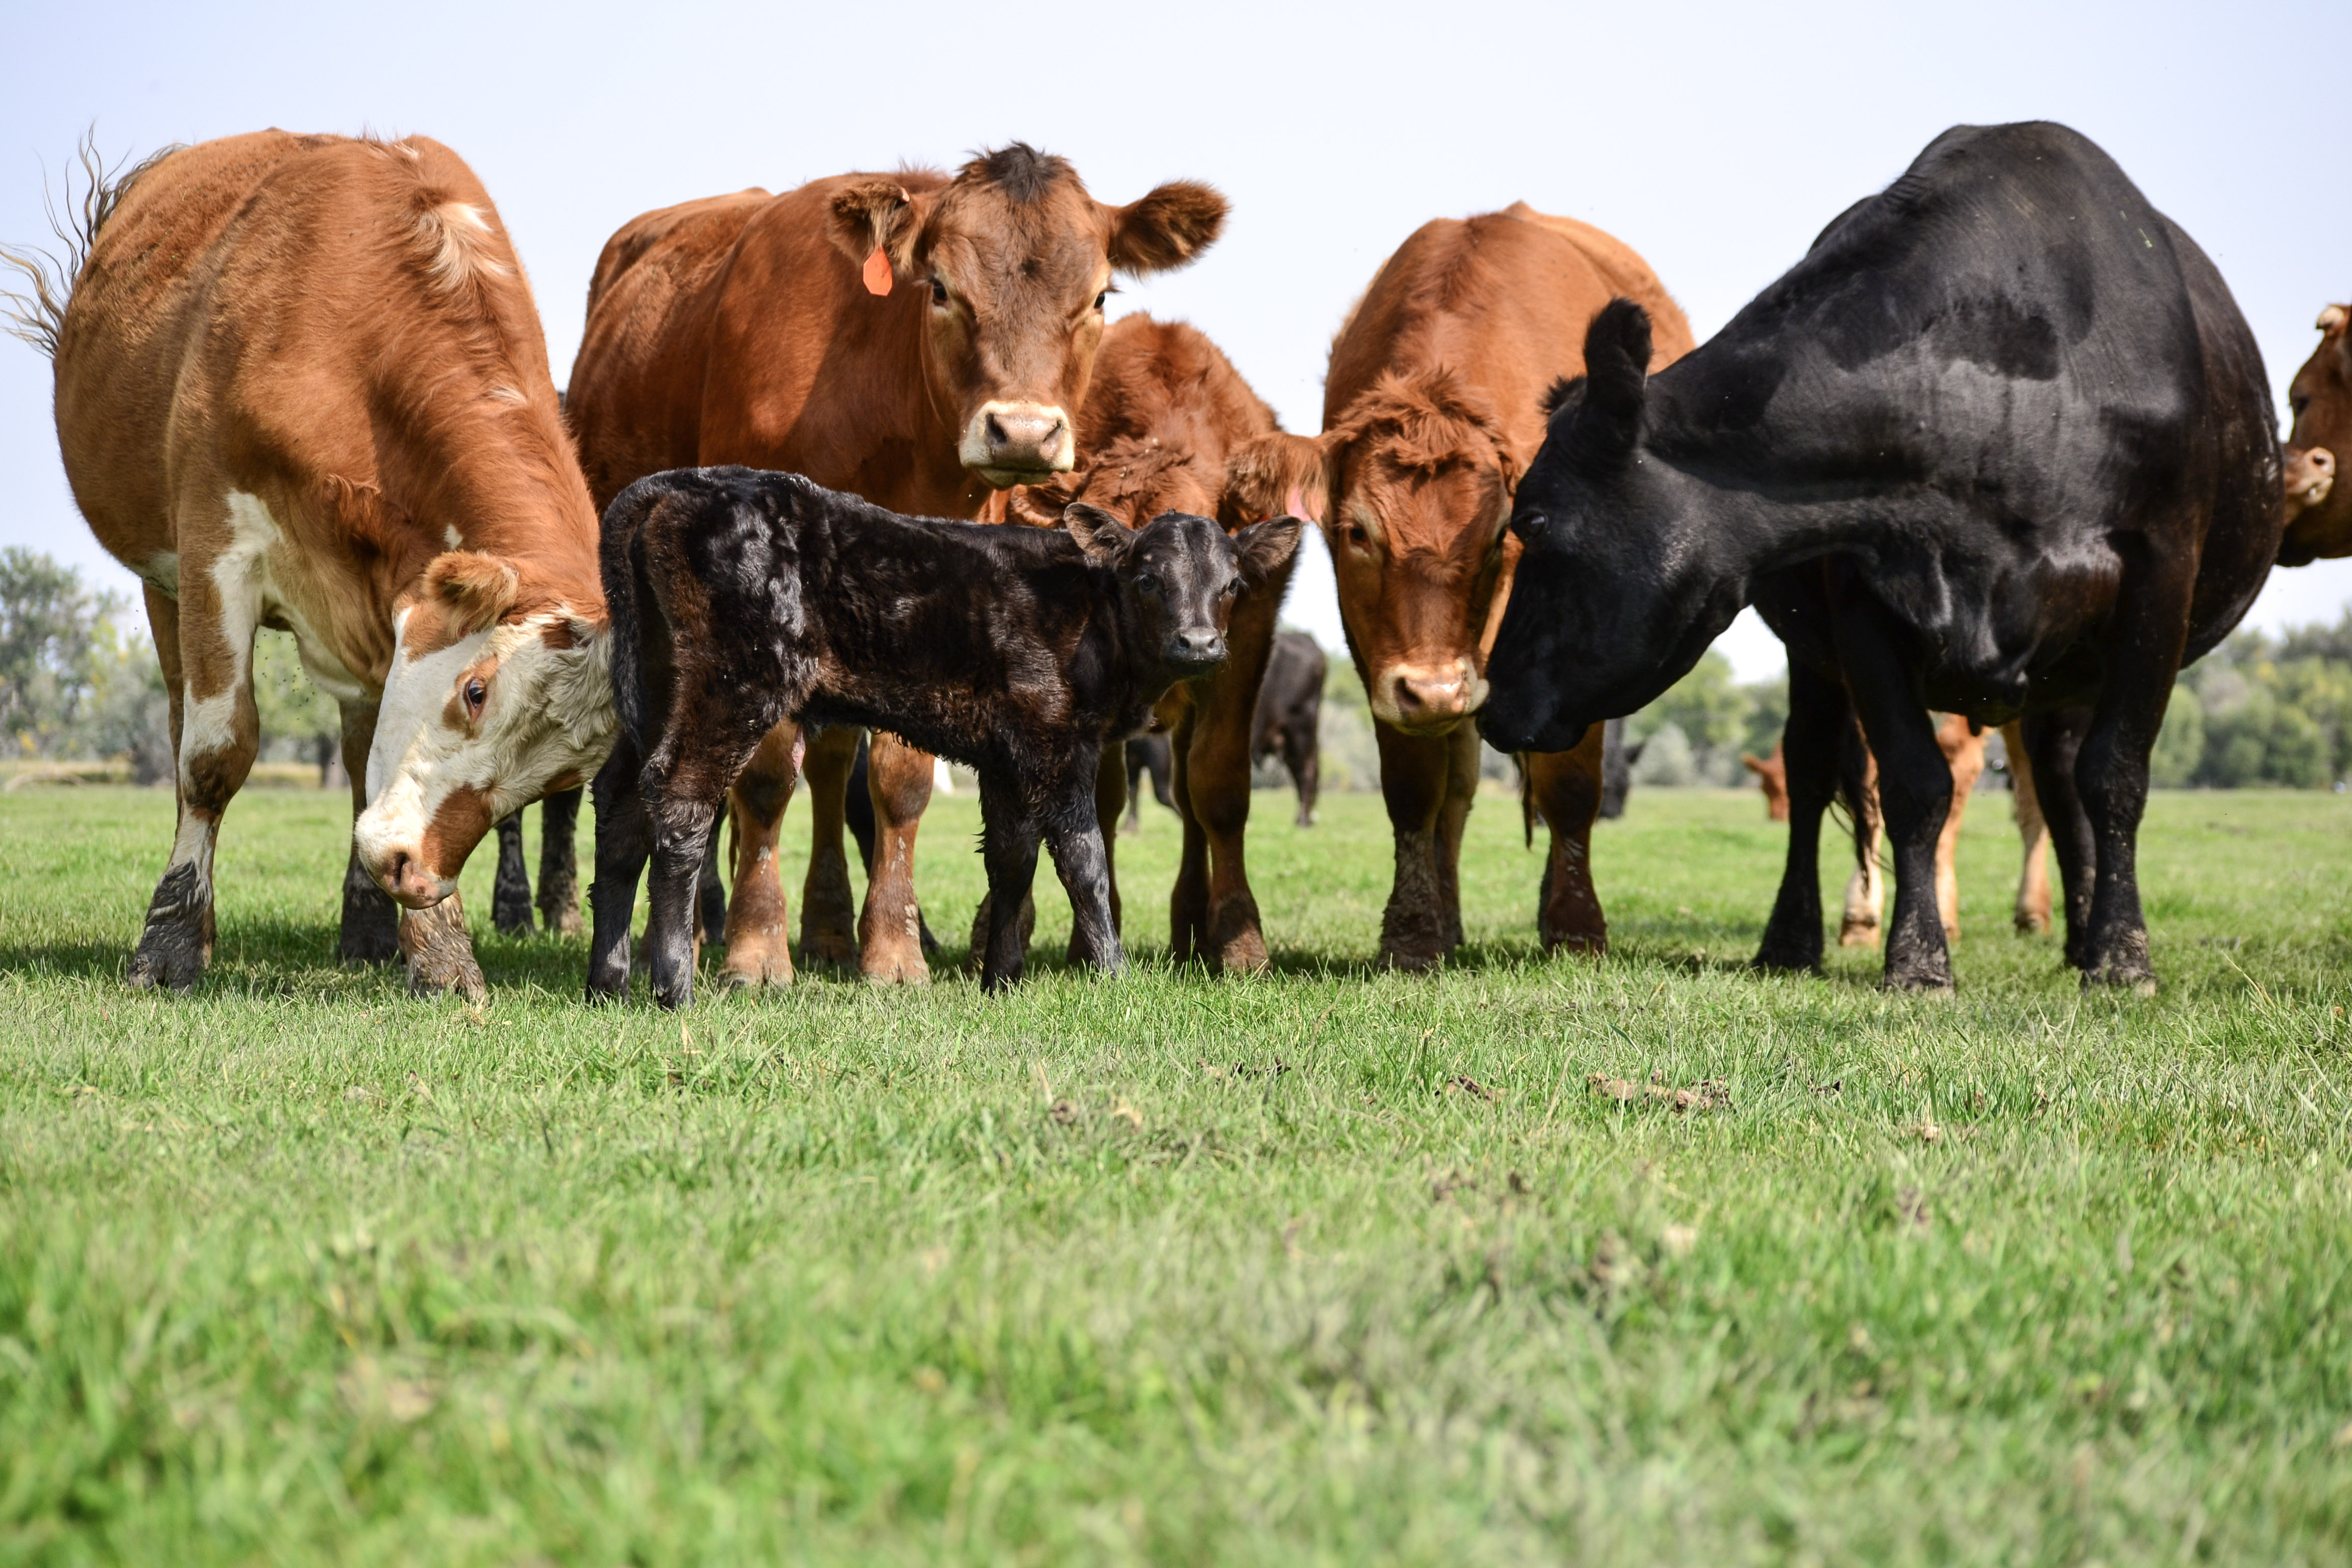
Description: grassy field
2,778,2349,1565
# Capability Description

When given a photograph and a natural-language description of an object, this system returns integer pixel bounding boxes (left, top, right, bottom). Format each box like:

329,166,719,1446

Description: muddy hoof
401,900,486,1003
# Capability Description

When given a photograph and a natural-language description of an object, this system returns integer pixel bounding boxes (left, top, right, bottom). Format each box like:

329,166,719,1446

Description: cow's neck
382,394,603,617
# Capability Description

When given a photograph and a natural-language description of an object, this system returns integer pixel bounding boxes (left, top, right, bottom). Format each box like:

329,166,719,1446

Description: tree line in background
6,546,2350,791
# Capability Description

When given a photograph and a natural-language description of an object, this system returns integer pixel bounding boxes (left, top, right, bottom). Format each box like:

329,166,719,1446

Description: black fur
1250,630,1326,827
590,467,1299,1005
1482,122,2284,992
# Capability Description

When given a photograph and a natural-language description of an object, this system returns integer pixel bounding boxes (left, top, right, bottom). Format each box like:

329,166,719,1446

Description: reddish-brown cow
566,146,1224,986
1008,313,1309,970
6,132,610,997
1244,205,1694,966
2283,303,2349,562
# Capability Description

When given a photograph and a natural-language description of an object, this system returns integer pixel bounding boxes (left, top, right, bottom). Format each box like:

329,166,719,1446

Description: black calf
590,467,1299,1005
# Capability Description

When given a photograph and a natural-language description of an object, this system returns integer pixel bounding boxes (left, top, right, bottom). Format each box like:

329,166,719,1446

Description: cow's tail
599,479,665,755
1833,715,1877,873
0,135,180,358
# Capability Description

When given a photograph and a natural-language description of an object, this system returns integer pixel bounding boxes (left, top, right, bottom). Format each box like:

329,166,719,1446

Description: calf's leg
491,812,534,935
535,786,585,937
1054,750,1126,976
586,734,650,1000
977,771,1044,994
1286,723,1320,827
1933,718,1986,944
1754,663,1849,973
1527,726,1607,954
1837,747,1884,947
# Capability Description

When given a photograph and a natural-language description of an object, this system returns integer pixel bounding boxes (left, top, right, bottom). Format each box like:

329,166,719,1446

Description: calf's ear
425,551,520,639
1222,432,1330,528
1569,298,1652,470
827,179,923,279
1106,181,1228,275
1234,515,1303,587
1063,502,1135,564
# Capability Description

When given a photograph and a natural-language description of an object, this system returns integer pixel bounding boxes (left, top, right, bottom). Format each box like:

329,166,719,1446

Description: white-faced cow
1482,122,2282,992
565,145,1225,987
5,132,611,995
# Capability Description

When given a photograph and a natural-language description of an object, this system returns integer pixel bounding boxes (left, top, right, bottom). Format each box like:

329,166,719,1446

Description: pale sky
4,0,2344,681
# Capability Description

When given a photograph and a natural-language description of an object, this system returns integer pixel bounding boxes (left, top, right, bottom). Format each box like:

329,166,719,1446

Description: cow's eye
929,277,949,306
1222,576,1242,597
1514,511,1549,544
2292,395,2310,419
1135,572,1160,595
1345,523,1370,549
1094,291,1110,312
463,678,487,715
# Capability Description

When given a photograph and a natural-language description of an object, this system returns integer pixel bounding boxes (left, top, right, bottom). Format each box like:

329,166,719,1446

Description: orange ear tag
862,247,893,297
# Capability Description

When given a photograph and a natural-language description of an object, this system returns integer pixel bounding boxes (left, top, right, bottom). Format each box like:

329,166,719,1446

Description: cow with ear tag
587,468,1299,1006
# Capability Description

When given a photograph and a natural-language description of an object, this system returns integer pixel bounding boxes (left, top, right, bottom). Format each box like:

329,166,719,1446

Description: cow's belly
218,492,380,708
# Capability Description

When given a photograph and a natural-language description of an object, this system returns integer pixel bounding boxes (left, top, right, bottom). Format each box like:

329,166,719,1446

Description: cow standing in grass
1243,205,1695,967
5,132,612,996
1482,123,2282,991
565,146,1226,988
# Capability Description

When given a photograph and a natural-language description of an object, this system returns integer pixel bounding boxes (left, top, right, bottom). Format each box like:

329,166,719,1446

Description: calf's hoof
966,893,1038,973
1880,955,1955,995
722,929,795,990
1836,916,1881,949
400,901,487,1003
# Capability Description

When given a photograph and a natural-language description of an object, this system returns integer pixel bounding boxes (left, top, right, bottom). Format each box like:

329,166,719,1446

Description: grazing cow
589,467,1298,1004
566,146,1226,988
1253,630,1326,827
1242,204,1694,966
7,132,611,995
2282,304,2349,562
1481,122,2282,991
1008,313,1311,967
1123,734,1174,831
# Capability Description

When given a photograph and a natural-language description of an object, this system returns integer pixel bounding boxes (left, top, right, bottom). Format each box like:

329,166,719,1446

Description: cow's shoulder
1499,203,1696,366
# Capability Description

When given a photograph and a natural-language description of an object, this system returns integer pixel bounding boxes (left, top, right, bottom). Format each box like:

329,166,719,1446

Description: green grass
3,780,2350,1565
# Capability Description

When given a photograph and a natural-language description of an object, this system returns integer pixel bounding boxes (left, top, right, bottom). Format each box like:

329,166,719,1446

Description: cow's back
1326,206,1693,465
569,189,770,510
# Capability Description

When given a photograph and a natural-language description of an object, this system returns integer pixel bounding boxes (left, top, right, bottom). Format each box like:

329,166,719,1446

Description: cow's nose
962,401,1073,479
373,847,449,910
1388,664,1471,728
1169,628,1226,666
2287,445,2337,513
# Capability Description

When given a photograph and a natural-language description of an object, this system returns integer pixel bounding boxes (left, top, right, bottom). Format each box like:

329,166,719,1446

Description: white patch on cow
444,525,464,550
412,200,512,292
142,552,180,598
486,385,525,406
160,804,222,904
180,494,275,767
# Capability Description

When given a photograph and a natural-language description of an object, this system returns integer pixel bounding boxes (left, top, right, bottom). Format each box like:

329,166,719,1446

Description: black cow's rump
1480,122,2282,992
590,468,1298,1004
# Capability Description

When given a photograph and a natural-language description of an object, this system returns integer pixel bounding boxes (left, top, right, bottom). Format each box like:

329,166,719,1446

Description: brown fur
1240,203,1697,967
25,130,603,990
566,148,1227,986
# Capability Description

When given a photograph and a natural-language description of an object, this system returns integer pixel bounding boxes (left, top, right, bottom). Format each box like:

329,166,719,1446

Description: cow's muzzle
962,400,1074,488
2286,446,2336,517
1373,658,1488,735
370,846,454,910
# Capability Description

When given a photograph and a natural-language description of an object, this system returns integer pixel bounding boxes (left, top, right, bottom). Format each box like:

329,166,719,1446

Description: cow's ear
1570,298,1651,469
2320,304,2348,341
827,179,922,278
1106,181,1228,275
1222,431,1331,528
425,551,519,638
1233,514,1303,587
1063,501,1135,564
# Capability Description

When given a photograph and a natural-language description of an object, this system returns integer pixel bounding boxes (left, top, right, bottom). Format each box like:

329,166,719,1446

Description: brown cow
1242,204,1694,967
1833,718,2050,945
5,132,610,995
1007,313,1306,970
566,146,1224,986
2283,303,2349,562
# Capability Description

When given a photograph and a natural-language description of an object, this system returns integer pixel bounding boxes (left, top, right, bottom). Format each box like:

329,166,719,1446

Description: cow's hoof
1836,918,1881,949
861,944,930,986
2085,943,2157,995
1881,959,1955,995
799,922,860,971
721,939,794,990
1379,943,1444,973
1543,929,1607,958
1217,929,1270,975
1750,943,1822,975
966,894,1038,973
129,865,211,991
400,902,486,1003
542,903,585,940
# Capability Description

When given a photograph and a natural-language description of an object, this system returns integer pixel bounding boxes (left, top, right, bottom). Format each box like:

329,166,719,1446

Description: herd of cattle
8,120,2347,1003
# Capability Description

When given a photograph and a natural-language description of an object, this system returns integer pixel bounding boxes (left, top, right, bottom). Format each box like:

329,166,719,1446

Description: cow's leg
1836,619,1954,993
2021,710,2095,971
2005,721,2053,934
695,831,728,946
1165,700,1210,962
586,733,650,1000
129,538,263,992
1433,722,1479,953
335,697,400,965
1191,630,1285,974
1123,743,1146,835
1837,748,1884,947
1374,720,1459,971
1081,745,1126,959
977,771,1043,994
847,734,938,956
645,702,777,1010
793,725,861,970
535,786,585,937
1527,726,1607,954
1055,750,1126,976
1754,664,1848,972
857,733,933,984
721,722,801,988
491,812,534,935
1287,725,1320,828
1934,722,1986,944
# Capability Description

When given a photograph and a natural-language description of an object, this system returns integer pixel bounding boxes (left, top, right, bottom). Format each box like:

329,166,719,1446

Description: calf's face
2282,305,2350,564
352,552,616,908
1064,504,1301,680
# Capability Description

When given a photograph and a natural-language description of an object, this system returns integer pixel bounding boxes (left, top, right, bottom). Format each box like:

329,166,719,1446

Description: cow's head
1227,375,1519,735
352,551,615,908
2282,304,2351,565
1063,503,1301,683
826,145,1227,490
1480,301,1746,756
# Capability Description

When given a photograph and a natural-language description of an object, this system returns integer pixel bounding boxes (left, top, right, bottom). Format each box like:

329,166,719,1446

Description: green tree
0,547,113,753
2149,683,2203,789
251,629,340,780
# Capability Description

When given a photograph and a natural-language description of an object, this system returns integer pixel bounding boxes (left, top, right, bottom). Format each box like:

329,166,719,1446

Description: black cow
1251,630,1326,826
590,467,1300,1004
1123,734,1174,832
1481,122,2281,992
